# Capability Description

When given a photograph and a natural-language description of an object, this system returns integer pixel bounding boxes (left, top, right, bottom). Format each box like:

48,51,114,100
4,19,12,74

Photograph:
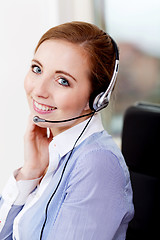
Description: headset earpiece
92,92,109,112
90,36,119,112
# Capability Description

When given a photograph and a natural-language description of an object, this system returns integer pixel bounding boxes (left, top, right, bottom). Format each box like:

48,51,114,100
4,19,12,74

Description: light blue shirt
0,114,134,240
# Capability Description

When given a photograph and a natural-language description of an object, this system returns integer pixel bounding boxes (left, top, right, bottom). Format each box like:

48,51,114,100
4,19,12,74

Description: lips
33,100,56,114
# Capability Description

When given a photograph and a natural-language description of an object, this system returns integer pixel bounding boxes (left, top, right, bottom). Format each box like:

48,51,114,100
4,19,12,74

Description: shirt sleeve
0,169,41,236
49,149,133,240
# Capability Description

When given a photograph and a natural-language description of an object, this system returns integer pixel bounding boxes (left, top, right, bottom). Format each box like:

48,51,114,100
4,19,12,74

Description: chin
33,120,48,128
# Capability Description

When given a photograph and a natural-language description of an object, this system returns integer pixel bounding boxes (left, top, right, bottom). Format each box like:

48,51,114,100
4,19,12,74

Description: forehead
35,39,90,67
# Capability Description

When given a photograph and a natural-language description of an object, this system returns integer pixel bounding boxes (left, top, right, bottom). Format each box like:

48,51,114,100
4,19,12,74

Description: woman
0,21,134,240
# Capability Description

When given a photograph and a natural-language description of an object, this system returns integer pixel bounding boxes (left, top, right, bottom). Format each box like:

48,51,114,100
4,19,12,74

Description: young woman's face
24,39,92,135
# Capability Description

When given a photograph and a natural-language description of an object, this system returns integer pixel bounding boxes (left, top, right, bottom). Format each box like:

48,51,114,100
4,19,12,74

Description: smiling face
24,39,92,135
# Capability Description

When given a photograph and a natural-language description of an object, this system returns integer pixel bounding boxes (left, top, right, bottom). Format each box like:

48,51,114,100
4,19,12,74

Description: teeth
34,101,55,111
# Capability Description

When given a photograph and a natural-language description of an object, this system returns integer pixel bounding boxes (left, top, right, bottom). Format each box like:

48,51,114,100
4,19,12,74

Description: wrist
16,167,43,181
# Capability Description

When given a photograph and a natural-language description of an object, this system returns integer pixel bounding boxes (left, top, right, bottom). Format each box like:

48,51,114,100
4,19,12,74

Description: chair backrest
121,102,160,240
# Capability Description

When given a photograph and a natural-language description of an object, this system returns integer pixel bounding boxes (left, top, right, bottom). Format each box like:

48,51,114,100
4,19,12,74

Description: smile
33,100,56,114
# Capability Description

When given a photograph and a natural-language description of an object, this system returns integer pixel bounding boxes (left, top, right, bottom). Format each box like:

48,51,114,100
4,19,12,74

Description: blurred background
0,0,159,192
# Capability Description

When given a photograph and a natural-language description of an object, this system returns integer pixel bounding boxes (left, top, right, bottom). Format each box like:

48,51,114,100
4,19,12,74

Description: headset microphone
33,116,45,123
33,111,95,124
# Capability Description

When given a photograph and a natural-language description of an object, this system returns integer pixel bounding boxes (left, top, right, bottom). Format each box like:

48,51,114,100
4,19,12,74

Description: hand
16,115,53,180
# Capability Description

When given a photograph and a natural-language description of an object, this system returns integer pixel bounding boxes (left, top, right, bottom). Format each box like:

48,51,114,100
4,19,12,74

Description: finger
25,115,36,138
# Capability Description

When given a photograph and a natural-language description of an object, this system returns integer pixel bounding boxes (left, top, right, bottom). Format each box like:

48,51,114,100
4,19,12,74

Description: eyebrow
32,59,43,67
55,70,77,82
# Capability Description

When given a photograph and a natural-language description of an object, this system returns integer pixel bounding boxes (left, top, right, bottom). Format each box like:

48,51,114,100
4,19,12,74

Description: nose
33,77,50,99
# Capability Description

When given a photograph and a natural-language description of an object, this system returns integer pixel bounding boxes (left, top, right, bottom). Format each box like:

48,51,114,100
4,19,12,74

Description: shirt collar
49,112,104,158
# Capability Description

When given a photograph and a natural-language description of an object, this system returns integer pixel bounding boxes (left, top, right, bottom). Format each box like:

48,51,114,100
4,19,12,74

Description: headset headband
92,37,119,112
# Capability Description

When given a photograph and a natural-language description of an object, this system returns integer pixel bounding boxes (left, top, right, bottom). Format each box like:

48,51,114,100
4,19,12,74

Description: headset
34,36,119,239
33,37,119,124
91,38,119,112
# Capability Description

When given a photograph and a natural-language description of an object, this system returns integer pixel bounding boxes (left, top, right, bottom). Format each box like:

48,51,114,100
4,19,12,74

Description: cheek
58,88,90,112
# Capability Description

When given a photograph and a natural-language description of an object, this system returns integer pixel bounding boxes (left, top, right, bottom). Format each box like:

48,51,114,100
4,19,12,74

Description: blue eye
32,65,41,74
57,77,69,86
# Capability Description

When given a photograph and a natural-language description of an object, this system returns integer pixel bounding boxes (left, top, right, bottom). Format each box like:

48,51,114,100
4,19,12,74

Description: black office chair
121,102,160,240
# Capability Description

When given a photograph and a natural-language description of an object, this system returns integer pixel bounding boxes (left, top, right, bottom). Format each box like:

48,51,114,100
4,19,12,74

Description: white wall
0,0,59,192
58,0,94,23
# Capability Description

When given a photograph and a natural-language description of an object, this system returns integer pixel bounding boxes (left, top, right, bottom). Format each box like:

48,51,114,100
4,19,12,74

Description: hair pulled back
35,21,117,108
